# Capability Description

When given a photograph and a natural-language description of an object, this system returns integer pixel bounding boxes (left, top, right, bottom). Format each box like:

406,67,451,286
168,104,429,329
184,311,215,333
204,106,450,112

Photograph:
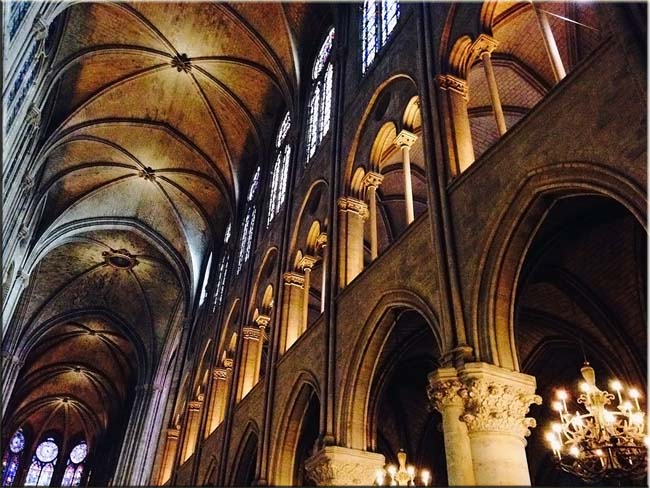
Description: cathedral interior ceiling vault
7,1,331,453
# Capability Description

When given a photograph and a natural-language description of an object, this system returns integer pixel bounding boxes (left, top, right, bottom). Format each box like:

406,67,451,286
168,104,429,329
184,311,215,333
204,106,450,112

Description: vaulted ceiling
8,1,331,454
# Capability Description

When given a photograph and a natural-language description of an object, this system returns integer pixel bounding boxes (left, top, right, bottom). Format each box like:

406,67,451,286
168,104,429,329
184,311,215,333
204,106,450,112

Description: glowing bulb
629,389,640,399
580,382,590,393
571,415,583,428
595,449,604,457
556,390,568,400
546,432,556,443
421,470,430,486
603,410,615,423
644,436,650,447
375,470,385,485
622,401,633,411
569,446,580,457
631,412,644,425
552,423,562,433
407,465,415,477
551,440,561,451
553,401,563,412
610,380,622,391
387,465,397,477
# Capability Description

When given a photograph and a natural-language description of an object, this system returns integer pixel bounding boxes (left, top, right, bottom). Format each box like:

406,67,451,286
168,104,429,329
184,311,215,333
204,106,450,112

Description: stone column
458,362,541,486
237,326,262,400
394,130,418,225
427,368,475,486
280,271,305,353
337,197,369,288
317,234,328,313
181,395,204,463
362,172,384,261
253,314,270,382
531,3,566,82
158,427,180,485
304,446,385,486
205,359,232,437
299,255,318,330
436,74,475,175
472,34,507,136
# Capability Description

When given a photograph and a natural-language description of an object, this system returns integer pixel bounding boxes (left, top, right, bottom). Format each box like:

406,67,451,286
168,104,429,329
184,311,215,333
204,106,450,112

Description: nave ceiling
6,1,331,451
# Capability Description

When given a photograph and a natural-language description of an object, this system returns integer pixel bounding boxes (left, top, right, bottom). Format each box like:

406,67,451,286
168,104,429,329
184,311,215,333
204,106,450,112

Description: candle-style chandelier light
375,449,430,486
545,361,647,483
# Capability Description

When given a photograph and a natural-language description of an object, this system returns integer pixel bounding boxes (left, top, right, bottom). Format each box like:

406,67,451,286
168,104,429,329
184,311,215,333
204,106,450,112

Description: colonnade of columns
301,363,541,486
439,9,568,175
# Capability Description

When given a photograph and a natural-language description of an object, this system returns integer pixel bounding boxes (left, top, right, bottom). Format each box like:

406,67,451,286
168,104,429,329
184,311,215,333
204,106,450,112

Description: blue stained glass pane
9,1,32,40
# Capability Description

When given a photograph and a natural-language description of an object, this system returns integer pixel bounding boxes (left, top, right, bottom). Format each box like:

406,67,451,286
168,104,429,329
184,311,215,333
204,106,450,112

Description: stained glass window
6,39,43,130
267,112,292,227
306,28,335,161
199,252,213,305
2,429,25,486
25,438,58,486
61,442,87,487
8,1,32,40
361,0,400,74
237,169,260,274
212,223,232,312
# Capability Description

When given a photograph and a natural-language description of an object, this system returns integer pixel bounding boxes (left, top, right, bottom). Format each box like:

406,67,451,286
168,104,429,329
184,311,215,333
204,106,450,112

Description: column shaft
532,4,566,82
205,368,229,436
280,272,305,352
237,327,261,400
401,145,415,225
337,197,368,287
481,51,508,136
367,185,378,260
158,428,180,485
303,267,312,330
181,399,203,463
437,75,475,175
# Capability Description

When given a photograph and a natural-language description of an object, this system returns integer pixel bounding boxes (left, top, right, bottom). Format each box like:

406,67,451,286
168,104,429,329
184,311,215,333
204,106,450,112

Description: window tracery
213,222,232,312
25,438,58,486
306,28,335,161
1,429,25,486
267,111,292,227
361,0,400,74
61,442,87,487
237,168,260,274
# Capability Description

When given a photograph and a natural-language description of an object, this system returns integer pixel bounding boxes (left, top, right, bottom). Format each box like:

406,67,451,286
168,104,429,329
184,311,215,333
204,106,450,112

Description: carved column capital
304,446,385,486
254,313,271,329
223,357,234,370
213,367,228,381
283,271,305,287
459,363,541,439
362,171,384,189
189,395,204,411
166,427,180,439
21,175,34,195
436,74,469,100
242,326,261,341
427,373,467,411
394,129,417,149
471,33,499,60
17,224,30,242
299,254,318,271
337,197,369,220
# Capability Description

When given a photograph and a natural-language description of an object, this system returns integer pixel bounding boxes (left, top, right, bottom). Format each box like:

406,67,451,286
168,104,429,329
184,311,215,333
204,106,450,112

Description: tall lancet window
61,442,87,487
237,167,260,274
2,429,25,486
267,111,292,227
361,0,400,74
213,222,232,313
199,252,213,306
306,28,335,161
25,438,58,486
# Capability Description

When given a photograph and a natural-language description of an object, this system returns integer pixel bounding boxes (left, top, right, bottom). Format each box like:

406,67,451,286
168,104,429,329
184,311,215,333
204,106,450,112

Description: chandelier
375,449,430,486
545,361,647,483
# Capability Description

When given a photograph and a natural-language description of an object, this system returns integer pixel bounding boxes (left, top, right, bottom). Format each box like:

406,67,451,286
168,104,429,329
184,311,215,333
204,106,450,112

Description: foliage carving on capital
436,74,469,100
305,458,374,486
337,197,369,219
461,378,542,438
427,378,467,412
242,326,261,341
213,367,228,381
